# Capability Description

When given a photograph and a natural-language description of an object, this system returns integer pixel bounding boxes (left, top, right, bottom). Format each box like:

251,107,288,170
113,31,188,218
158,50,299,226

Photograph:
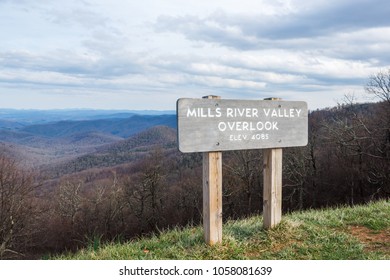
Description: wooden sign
177,98,308,153
177,96,308,245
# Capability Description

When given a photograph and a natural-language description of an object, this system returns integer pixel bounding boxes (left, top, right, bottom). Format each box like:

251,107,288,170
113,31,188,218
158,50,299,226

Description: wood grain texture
203,151,223,245
177,98,308,153
202,95,223,245
263,148,282,229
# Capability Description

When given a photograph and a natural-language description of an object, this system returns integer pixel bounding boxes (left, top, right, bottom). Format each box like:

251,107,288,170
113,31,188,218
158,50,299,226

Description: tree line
1,70,389,259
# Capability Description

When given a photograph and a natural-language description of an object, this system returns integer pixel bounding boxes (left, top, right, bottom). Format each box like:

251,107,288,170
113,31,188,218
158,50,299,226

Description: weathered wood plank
203,151,223,245
177,98,308,153
202,95,223,245
263,148,283,229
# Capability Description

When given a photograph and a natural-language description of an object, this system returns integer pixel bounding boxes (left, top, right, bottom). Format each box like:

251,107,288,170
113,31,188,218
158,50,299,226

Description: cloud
0,48,147,80
156,0,390,50
45,5,110,30
1,0,389,110
152,0,390,97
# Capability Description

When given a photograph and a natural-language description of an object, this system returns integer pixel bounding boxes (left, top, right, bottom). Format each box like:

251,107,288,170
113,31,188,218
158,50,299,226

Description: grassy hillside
54,199,389,260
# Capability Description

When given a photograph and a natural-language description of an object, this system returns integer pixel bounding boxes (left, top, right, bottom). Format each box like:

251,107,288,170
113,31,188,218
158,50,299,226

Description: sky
0,0,389,110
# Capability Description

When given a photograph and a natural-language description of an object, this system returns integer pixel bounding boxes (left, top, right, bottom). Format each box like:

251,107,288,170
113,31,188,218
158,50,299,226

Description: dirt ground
348,225,390,255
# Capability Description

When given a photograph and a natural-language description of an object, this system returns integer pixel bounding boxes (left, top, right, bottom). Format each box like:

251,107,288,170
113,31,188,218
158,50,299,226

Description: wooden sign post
262,98,282,229
202,95,223,245
263,147,282,229
176,96,308,244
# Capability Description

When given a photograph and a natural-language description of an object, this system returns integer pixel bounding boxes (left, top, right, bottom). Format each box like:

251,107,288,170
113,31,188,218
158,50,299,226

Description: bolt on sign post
176,96,308,244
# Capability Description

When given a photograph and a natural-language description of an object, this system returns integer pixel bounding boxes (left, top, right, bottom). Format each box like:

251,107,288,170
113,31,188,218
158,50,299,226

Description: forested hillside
0,113,176,167
42,126,177,177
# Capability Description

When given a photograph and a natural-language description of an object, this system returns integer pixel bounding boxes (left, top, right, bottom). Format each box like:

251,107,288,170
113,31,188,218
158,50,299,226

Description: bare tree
79,173,125,239
0,156,37,259
224,150,262,214
365,69,390,104
57,181,83,228
98,174,126,236
283,147,310,210
365,70,390,193
121,148,168,233
322,92,390,203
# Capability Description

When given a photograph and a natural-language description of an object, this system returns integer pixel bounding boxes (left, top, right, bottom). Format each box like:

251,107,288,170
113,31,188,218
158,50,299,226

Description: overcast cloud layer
1,0,389,110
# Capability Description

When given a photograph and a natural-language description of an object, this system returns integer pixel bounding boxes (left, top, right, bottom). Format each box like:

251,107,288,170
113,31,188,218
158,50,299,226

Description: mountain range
0,109,177,173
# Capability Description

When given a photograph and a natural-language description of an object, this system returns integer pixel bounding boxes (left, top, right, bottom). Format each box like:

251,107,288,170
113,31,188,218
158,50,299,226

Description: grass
54,199,389,260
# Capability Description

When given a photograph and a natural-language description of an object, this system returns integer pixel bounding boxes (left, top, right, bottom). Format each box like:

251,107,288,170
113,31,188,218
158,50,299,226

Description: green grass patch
54,199,390,260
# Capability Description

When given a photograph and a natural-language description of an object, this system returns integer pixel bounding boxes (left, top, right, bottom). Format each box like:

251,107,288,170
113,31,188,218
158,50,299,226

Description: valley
0,109,177,170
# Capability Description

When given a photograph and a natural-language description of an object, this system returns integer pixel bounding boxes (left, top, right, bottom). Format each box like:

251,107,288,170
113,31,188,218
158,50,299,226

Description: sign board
177,98,308,153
